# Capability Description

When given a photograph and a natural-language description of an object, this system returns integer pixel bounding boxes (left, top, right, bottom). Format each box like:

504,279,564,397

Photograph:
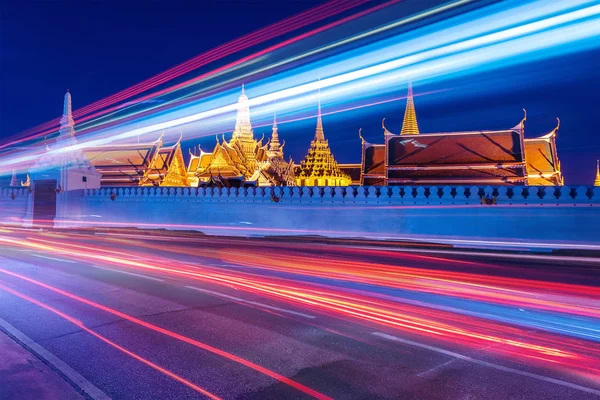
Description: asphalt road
0,228,598,400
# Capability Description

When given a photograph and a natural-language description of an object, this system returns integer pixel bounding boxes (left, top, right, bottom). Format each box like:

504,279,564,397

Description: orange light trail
0,264,332,400
1,231,599,382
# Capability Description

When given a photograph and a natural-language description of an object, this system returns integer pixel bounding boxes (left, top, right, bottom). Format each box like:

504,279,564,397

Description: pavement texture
0,228,598,399
0,329,83,400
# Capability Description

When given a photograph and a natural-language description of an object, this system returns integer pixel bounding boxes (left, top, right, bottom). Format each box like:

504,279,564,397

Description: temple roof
524,132,562,186
595,160,600,187
388,129,525,166
338,164,361,184
82,137,177,186
362,143,385,176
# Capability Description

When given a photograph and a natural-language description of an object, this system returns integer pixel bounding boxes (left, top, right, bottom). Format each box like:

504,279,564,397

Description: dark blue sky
1,0,598,184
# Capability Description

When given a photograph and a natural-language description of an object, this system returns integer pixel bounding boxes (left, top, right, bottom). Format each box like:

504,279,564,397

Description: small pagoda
296,97,351,187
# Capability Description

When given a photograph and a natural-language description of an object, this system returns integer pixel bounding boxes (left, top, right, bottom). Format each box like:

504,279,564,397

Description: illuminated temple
53,86,571,188
295,99,352,186
186,86,295,187
356,84,564,186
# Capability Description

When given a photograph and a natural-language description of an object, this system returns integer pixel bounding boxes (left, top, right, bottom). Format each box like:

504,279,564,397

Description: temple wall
0,188,30,226
69,185,600,249
2,185,598,249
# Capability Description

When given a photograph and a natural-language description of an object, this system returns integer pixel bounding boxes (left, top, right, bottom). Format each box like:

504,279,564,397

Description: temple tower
296,97,351,186
23,90,101,228
594,160,600,187
267,112,283,159
231,84,258,161
401,83,420,135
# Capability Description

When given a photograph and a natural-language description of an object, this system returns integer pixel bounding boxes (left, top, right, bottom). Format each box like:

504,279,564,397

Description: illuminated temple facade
60,85,570,188
295,99,352,186
356,85,564,186
186,86,295,187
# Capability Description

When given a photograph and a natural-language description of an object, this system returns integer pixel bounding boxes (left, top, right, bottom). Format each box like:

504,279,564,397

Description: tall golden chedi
594,160,600,187
296,96,352,186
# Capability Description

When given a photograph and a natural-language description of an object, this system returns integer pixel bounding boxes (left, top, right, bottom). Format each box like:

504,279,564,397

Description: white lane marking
31,254,77,264
185,286,316,319
90,265,164,282
0,316,111,400
372,332,600,395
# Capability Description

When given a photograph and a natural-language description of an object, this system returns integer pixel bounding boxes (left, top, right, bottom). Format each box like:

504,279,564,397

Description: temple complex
186,86,294,187
22,86,577,189
357,84,564,186
296,98,352,186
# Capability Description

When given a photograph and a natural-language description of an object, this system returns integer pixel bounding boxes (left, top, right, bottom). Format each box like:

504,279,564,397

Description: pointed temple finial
594,160,600,187
21,174,30,187
315,85,325,141
553,117,561,135
268,111,282,157
241,83,245,95
10,170,18,187
401,82,420,135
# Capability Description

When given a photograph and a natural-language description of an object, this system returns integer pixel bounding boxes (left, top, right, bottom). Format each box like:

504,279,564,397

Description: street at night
1,0,600,398
1,228,598,399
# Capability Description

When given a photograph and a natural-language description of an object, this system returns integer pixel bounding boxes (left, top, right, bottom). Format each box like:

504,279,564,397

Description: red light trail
0,0,380,150
0,282,223,400
0,230,598,385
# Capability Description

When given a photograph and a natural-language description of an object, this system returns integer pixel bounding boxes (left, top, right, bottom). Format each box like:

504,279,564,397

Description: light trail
0,282,223,400
0,268,331,399
2,0,372,148
1,230,599,383
2,0,599,173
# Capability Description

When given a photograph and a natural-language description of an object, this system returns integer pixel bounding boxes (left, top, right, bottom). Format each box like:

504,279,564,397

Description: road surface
0,227,598,399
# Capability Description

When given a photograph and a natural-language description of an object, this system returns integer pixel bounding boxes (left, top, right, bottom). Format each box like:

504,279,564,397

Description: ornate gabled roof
160,141,188,187
401,83,419,135
523,121,563,186
386,129,526,185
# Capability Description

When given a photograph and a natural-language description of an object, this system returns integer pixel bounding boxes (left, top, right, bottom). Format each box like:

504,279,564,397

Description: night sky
1,0,598,184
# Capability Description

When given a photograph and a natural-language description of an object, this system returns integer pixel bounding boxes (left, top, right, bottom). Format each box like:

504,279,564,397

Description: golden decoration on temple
400,82,419,135
21,174,31,187
159,138,189,187
250,112,296,186
594,160,600,187
296,96,351,186
187,86,295,186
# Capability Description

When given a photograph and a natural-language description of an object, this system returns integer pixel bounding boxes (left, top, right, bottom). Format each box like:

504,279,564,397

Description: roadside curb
0,317,110,400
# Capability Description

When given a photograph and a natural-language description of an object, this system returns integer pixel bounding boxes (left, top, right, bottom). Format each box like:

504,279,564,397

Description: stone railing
81,185,600,205
0,187,31,199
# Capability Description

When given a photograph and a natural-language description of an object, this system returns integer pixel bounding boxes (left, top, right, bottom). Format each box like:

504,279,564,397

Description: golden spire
401,82,420,135
594,160,600,187
268,112,282,156
296,100,351,187
315,87,325,141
